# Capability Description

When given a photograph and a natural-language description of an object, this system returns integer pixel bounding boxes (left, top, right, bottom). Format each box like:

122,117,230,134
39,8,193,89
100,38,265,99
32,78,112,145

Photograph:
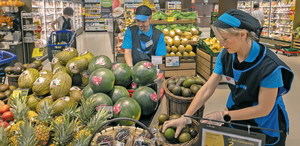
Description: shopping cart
0,50,17,83
47,30,76,61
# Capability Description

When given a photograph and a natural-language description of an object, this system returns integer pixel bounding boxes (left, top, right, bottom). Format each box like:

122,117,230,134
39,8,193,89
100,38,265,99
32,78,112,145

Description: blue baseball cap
135,5,152,21
213,9,261,36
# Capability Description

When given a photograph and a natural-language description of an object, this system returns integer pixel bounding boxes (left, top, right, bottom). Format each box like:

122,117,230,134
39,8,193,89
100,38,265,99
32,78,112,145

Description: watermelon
111,63,132,87
113,97,141,126
88,55,112,73
132,86,158,116
87,93,113,109
132,61,157,86
109,86,130,103
89,68,115,93
83,84,94,99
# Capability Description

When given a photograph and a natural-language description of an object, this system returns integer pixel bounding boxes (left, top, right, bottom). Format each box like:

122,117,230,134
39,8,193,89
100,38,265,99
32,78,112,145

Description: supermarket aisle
76,32,114,61
206,53,300,145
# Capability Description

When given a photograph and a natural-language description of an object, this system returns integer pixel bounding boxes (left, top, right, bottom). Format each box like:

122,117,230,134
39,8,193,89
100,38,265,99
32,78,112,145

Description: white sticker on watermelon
51,79,61,86
34,77,45,85
96,58,105,65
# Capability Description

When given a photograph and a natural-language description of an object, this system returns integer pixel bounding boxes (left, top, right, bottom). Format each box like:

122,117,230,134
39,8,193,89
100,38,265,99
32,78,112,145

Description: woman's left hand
202,111,224,126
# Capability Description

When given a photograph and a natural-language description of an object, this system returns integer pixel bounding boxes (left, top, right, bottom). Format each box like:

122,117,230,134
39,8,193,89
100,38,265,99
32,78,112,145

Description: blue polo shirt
213,41,283,88
122,25,167,56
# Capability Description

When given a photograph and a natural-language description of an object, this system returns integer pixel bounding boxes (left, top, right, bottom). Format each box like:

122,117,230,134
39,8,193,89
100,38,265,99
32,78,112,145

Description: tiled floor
77,32,300,145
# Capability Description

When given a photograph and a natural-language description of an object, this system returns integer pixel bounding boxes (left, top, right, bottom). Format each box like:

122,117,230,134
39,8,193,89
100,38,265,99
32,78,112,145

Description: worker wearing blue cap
122,5,167,66
163,9,293,146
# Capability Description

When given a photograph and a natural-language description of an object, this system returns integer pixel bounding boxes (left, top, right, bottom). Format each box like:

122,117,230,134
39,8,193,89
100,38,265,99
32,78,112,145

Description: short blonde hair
211,25,258,41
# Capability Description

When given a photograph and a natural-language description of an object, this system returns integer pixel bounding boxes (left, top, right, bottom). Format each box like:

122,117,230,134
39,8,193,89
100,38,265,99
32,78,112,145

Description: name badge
145,40,153,48
221,75,235,85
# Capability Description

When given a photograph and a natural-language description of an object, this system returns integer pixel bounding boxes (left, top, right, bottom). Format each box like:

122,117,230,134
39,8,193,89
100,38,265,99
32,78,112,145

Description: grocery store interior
0,0,299,145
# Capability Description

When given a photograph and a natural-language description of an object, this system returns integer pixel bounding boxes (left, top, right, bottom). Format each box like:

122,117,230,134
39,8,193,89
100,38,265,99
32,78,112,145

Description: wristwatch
223,111,231,122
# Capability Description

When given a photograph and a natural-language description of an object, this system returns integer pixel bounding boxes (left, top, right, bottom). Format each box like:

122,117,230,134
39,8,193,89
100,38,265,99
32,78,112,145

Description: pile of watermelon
83,56,159,126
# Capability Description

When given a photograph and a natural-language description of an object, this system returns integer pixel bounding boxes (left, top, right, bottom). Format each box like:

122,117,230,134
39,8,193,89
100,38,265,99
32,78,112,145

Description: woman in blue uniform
162,9,293,146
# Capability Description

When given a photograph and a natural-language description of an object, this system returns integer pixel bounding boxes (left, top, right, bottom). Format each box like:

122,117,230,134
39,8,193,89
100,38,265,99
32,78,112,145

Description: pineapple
27,110,38,122
35,102,53,145
52,108,78,145
74,108,110,141
8,95,29,145
18,120,38,146
0,127,9,146
54,116,64,125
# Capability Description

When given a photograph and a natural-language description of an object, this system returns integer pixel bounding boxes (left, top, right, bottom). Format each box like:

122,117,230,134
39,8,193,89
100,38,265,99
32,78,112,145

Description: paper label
34,77,45,85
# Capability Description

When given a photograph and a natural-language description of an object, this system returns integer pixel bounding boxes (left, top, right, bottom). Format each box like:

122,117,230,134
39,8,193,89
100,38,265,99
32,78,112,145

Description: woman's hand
201,111,224,126
162,116,191,138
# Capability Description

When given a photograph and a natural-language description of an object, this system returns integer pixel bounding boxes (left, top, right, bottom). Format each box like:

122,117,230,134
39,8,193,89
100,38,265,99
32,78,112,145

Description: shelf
150,19,197,25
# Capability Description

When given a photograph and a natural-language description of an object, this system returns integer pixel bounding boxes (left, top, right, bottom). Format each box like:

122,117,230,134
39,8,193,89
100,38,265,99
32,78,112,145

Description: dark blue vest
221,44,293,138
130,25,161,65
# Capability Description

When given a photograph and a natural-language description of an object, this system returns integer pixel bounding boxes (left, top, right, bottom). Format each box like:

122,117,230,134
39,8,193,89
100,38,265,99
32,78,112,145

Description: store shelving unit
238,0,296,42
83,0,109,32
31,0,82,45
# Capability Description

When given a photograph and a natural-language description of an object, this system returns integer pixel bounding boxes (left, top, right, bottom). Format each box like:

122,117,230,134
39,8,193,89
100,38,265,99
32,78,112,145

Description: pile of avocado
157,114,198,144
4,60,43,75
167,76,204,97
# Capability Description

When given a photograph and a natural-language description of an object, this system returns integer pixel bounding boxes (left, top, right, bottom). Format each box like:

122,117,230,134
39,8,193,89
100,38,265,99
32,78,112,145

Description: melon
113,97,141,126
89,68,115,93
132,86,158,116
83,84,94,99
132,61,157,86
88,55,112,73
111,63,132,87
109,86,130,103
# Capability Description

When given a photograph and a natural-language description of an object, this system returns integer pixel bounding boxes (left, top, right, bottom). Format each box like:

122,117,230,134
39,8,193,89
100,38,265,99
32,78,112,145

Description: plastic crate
0,50,17,83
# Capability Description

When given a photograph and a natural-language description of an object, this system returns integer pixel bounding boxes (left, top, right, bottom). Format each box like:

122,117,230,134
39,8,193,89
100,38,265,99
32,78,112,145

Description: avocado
190,84,202,94
171,86,181,96
182,88,192,97
182,78,196,88
167,84,176,92
167,79,176,85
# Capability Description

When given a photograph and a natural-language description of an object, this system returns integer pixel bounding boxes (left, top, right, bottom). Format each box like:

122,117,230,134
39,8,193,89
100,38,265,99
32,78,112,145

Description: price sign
32,48,43,57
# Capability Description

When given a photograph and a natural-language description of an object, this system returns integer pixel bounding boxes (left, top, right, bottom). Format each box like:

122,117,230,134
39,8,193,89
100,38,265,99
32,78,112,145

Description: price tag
151,56,163,65
165,56,180,67
32,48,43,58
167,17,175,22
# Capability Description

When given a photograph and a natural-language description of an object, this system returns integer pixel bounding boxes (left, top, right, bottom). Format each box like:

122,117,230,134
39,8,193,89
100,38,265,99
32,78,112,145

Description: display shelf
150,19,197,25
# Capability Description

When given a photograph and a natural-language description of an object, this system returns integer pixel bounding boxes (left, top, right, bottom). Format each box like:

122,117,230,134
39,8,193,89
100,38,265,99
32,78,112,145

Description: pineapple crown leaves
10,96,30,121
18,120,38,146
37,102,53,123
73,135,93,146
52,112,78,145
77,98,96,125
86,109,110,134
0,127,9,146
62,106,78,120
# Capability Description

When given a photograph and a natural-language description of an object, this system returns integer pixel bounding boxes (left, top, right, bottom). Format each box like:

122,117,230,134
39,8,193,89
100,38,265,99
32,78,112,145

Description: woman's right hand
162,116,191,138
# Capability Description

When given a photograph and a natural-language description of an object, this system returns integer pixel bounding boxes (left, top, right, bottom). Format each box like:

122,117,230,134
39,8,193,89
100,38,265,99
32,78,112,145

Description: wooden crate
196,49,217,80
159,57,196,78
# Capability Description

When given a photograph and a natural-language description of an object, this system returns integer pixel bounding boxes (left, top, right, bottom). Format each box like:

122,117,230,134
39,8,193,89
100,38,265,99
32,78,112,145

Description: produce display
202,37,223,53
166,76,204,97
0,84,16,100
152,10,197,20
294,26,300,39
5,60,43,76
0,0,25,7
159,25,201,57
157,113,198,144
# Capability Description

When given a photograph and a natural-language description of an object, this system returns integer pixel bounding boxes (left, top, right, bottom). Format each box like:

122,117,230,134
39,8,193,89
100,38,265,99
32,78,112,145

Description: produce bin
0,50,17,83
163,77,204,118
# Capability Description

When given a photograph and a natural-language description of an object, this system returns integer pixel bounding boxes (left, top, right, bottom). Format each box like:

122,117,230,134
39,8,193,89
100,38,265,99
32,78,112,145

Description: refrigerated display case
31,0,82,45
238,0,296,42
